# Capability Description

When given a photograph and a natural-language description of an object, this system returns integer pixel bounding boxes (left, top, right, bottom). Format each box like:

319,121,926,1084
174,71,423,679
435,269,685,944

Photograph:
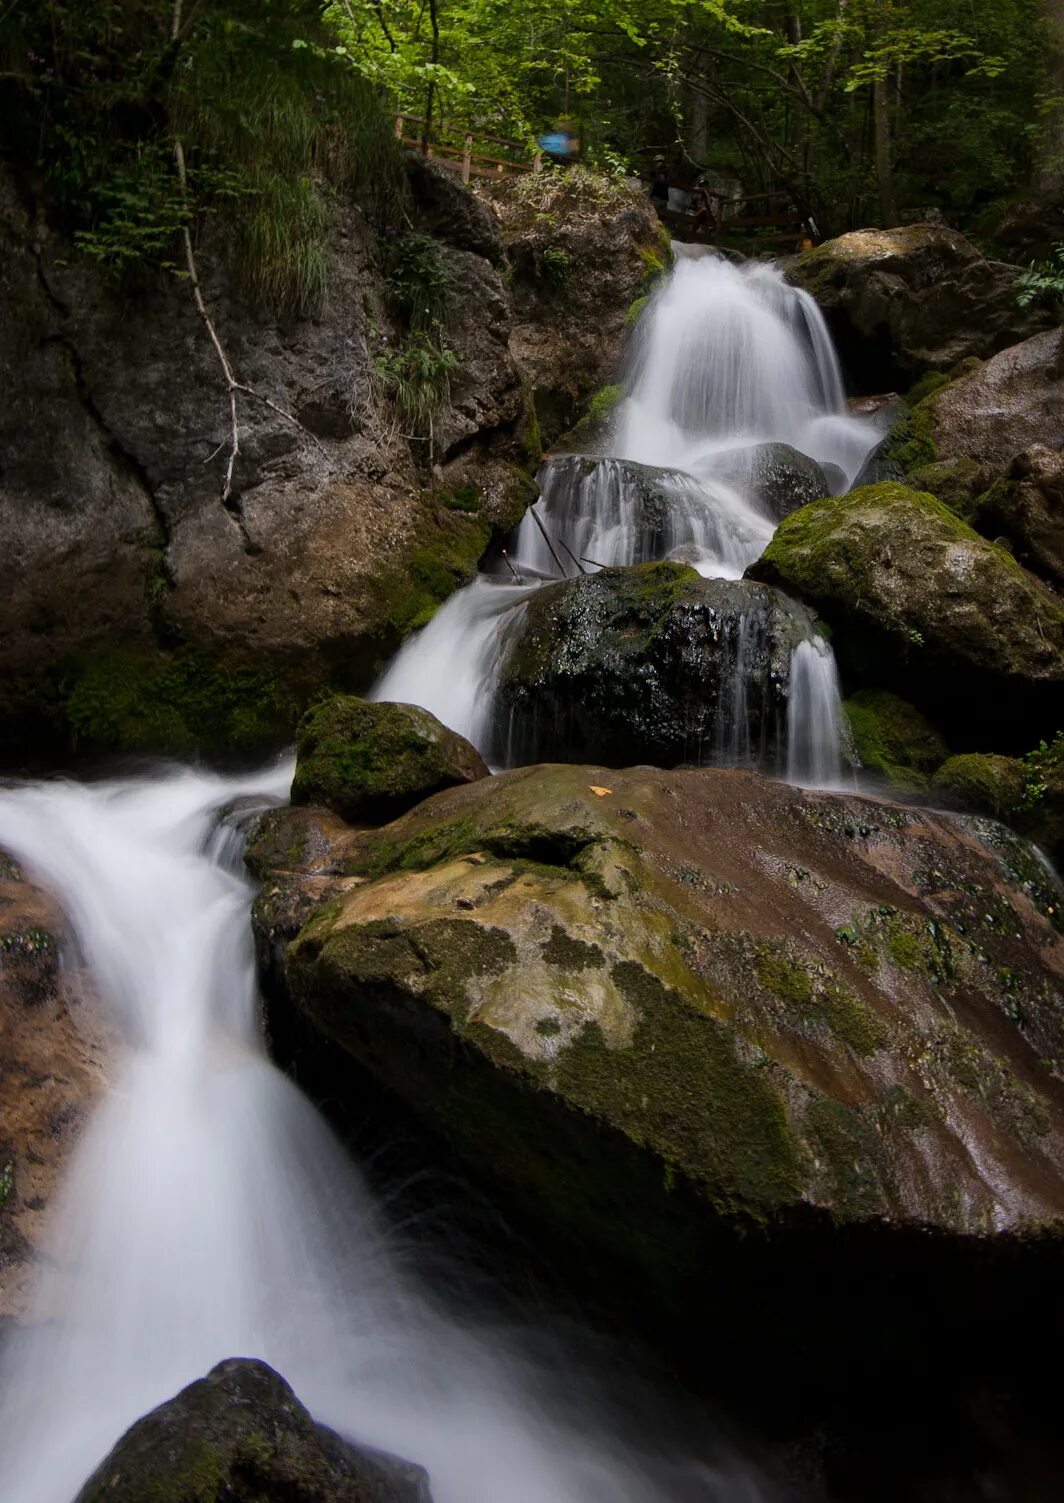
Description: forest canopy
0,0,1058,282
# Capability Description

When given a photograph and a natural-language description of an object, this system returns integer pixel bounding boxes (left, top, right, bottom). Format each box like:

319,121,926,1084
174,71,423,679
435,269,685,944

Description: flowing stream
374,253,877,782
0,766,765,1503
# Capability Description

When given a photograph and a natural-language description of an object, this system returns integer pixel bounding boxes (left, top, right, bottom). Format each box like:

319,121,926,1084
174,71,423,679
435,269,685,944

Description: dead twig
558,539,587,575
528,503,568,578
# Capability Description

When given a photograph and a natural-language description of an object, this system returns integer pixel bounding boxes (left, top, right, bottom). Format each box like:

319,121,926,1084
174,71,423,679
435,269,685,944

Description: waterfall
0,767,765,1503
372,253,874,781
787,638,853,788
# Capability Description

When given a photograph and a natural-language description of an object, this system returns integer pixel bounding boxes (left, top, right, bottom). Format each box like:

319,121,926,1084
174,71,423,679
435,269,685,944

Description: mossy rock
844,690,949,791
933,754,1027,820
53,646,294,759
747,482,1064,748
291,695,488,825
497,561,820,768
266,762,1064,1253
557,382,625,449
907,457,987,523
74,1358,430,1502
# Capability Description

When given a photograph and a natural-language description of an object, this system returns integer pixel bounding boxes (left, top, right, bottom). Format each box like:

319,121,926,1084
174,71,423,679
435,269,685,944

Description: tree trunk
1037,0,1064,195
873,77,897,227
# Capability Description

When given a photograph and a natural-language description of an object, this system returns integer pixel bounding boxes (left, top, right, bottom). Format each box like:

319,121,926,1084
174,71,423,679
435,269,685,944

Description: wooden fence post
462,132,473,185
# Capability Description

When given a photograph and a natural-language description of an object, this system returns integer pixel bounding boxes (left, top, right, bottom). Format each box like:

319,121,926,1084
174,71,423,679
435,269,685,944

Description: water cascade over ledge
0,766,765,1503
374,254,878,782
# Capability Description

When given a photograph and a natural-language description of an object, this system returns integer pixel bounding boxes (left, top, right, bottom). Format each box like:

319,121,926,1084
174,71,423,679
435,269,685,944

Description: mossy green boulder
496,561,820,769
291,695,488,825
74,1358,430,1502
747,482,1064,747
933,754,1028,820
253,763,1064,1264
844,689,949,791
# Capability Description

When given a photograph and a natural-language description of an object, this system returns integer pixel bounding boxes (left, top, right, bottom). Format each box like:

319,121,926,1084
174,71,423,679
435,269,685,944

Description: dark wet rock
709,442,832,518
844,689,949,792
73,1357,431,1502
786,224,1054,390
495,561,818,768
923,331,1064,472
973,445,1064,591
405,152,502,263
0,852,109,1319
487,172,668,446
747,482,1064,749
292,696,489,825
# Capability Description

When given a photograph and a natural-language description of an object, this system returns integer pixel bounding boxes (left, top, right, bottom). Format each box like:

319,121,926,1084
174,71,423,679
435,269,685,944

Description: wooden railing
395,115,543,184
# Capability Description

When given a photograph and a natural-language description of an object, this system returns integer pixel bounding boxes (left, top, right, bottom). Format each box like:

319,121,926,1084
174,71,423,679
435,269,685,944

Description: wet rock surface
0,852,109,1319
73,1357,432,1503
494,561,818,768
291,696,489,825
786,224,1054,389
251,764,1064,1249
748,481,1064,748
709,441,833,517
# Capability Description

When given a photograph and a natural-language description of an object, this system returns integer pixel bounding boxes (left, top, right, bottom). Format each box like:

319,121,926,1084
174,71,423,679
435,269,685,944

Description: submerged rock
291,696,488,825
495,561,819,768
73,1357,432,1502
710,441,833,518
785,224,1054,389
747,481,1064,748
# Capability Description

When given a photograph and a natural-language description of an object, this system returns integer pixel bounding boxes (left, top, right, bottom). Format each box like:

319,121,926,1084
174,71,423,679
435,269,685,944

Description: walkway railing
395,115,543,184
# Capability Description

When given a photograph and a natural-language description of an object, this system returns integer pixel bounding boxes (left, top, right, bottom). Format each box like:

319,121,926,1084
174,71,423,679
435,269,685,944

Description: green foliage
541,245,572,287
375,335,459,430
0,0,403,310
1017,244,1064,310
383,234,456,333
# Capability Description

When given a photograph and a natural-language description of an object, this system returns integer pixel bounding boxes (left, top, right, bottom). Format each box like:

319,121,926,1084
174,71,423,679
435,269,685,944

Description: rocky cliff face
0,161,658,764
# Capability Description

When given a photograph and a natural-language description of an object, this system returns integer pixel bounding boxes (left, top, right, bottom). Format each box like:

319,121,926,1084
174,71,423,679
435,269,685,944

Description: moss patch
57,646,292,758
933,754,1027,819
845,689,949,791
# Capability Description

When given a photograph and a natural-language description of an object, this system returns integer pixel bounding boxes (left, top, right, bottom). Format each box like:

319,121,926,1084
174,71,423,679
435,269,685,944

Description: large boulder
249,764,1064,1461
0,157,535,763
786,225,1054,390
74,1358,431,1502
707,441,834,518
485,169,668,445
747,482,1064,748
495,561,821,768
0,851,109,1319
922,330,1064,470
967,445,1064,593
291,696,488,825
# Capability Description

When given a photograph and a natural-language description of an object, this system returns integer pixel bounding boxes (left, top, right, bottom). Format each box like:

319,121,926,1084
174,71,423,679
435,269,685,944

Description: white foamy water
371,253,869,786
0,766,765,1503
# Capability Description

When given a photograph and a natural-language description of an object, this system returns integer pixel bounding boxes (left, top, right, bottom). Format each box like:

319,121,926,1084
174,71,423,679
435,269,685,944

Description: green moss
540,926,606,970
804,1098,887,1219
292,695,483,823
818,985,889,1057
844,689,949,791
904,371,950,408
372,504,493,637
877,402,937,474
58,647,292,758
560,382,627,448
933,754,1027,818
756,947,813,1006
555,963,804,1220
438,483,481,513
887,928,924,970
625,294,650,326
908,457,986,522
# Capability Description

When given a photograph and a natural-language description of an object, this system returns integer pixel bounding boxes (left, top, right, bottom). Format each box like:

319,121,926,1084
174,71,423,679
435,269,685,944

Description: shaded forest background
1,0,1063,309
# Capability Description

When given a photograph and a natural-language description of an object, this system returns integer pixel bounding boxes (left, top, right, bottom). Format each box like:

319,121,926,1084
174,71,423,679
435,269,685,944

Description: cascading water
0,766,766,1503
374,253,877,783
